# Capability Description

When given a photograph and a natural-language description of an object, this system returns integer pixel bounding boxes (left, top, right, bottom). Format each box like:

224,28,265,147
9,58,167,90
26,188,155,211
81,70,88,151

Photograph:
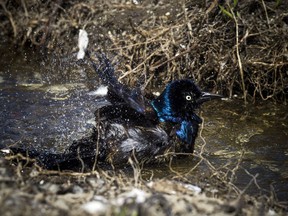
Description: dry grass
0,0,287,102
2,142,287,215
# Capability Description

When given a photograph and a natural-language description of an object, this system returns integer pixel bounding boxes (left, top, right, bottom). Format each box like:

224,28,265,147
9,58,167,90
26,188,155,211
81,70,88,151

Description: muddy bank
1,0,287,102
0,156,284,216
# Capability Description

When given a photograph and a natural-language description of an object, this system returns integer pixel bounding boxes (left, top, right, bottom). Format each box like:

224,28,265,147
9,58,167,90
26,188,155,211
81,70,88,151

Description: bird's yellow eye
186,95,192,101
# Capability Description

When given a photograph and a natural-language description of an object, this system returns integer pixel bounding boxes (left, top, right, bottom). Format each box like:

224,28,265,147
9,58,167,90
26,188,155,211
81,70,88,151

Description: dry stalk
128,149,142,187
230,4,247,104
76,146,85,174
0,1,17,38
261,0,270,28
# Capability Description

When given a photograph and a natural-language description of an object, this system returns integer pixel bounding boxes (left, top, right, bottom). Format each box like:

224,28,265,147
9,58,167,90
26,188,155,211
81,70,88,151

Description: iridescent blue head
151,79,222,149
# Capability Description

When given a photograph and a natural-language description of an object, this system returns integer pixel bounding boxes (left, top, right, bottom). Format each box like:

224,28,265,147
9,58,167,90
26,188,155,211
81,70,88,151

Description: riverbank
0,154,285,216
1,0,287,102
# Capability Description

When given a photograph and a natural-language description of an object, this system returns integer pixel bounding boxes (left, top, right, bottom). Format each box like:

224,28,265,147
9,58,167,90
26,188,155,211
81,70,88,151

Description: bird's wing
86,52,146,114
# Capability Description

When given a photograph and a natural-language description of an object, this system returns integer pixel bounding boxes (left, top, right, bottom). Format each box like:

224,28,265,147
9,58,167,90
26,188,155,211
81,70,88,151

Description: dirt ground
0,155,285,216
0,0,288,215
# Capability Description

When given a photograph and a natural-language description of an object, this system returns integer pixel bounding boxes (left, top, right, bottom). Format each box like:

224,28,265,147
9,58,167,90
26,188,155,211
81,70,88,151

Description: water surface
1,46,287,202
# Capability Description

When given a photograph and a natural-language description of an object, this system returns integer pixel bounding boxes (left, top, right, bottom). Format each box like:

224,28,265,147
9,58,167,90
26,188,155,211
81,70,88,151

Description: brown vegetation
0,0,287,102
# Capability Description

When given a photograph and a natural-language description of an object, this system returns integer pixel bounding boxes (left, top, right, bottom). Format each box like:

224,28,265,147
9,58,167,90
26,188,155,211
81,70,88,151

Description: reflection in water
0,47,287,202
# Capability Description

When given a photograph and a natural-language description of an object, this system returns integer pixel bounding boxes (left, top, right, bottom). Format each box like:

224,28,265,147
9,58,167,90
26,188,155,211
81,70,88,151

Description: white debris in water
45,85,71,100
19,83,44,89
77,29,89,60
46,85,69,94
0,76,4,84
88,85,108,96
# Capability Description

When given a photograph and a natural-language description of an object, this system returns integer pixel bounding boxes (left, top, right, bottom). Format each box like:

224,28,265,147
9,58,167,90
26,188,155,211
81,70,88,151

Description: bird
7,53,222,170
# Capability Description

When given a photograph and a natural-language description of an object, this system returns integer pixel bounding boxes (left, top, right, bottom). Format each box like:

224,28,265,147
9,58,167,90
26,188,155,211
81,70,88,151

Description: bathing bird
8,53,222,170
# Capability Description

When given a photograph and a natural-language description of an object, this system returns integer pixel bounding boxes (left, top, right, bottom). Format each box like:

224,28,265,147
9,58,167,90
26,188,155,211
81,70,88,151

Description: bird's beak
197,92,223,104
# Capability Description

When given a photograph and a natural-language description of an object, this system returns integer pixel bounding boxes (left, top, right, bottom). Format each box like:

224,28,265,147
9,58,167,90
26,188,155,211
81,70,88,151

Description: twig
77,146,85,174
0,1,17,38
21,0,29,17
230,5,247,103
150,46,195,72
261,0,270,28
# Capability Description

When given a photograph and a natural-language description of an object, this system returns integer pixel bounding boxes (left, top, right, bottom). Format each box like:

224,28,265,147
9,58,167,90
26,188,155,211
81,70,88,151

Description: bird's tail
85,51,146,113
85,51,120,87
77,29,145,113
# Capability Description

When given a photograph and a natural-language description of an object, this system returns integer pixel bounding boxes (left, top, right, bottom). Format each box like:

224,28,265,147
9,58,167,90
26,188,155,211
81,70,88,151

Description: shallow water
151,99,288,201
1,47,287,202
